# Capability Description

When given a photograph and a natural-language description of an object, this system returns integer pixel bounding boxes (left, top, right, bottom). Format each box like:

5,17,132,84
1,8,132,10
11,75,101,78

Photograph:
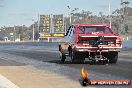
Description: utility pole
67,6,72,25
67,6,79,25
32,19,35,42
37,14,40,42
51,14,53,42
22,25,24,42
108,3,112,28
14,26,16,42
62,14,65,35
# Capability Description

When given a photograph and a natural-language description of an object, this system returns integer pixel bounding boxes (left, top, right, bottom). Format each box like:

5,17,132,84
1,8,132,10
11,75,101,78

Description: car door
59,26,72,51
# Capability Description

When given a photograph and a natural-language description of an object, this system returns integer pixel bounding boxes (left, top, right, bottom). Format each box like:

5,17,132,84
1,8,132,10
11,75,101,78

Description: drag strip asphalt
1,47,132,80
0,42,131,88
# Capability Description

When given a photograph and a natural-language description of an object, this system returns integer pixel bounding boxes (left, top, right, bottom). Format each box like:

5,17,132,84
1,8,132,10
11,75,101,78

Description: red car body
59,24,122,63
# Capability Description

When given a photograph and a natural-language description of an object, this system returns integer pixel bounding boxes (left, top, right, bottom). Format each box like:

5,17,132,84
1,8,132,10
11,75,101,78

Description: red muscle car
59,24,122,64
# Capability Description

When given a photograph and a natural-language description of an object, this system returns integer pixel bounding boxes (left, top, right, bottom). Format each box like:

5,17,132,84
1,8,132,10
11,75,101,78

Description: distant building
39,14,65,42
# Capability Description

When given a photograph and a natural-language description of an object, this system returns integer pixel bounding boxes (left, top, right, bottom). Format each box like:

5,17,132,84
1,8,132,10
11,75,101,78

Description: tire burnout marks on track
2,49,132,80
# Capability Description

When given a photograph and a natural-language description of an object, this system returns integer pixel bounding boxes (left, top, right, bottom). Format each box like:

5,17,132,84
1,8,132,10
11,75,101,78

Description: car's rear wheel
108,52,118,64
71,51,85,63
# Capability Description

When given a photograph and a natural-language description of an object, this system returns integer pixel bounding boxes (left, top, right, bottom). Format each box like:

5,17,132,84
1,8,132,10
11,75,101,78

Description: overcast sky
0,0,132,27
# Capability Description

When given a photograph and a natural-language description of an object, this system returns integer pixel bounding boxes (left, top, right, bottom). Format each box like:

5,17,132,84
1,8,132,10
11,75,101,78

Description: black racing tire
109,52,118,64
59,44,61,51
71,51,76,63
71,51,85,63
61,54,66,63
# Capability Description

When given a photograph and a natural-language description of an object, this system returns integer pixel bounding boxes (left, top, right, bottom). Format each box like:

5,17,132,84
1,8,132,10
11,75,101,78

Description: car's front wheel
60,54,66,63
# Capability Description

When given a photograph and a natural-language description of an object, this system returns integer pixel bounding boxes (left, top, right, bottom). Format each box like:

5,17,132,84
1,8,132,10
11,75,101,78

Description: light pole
67,6,79,25
32,19,35,42
37,14,40,42
108,3,112,28
67,6,72,25
14,26,16,42
3,27,7,41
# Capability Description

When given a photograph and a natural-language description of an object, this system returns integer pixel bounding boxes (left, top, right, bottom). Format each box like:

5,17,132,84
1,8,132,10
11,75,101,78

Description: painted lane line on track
0,74,19,88
119,58,132,62
120,53,132,57
4,48,59,53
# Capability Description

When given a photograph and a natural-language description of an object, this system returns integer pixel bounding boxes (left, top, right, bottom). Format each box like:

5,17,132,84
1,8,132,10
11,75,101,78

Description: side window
73,29,75,34
69,26,75,36
65,26,75,36
68,27,72,36
65,26,71,36
72,26,75,34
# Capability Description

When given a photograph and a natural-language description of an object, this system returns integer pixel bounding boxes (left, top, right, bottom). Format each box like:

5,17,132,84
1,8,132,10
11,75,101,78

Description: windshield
78,26,112,34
